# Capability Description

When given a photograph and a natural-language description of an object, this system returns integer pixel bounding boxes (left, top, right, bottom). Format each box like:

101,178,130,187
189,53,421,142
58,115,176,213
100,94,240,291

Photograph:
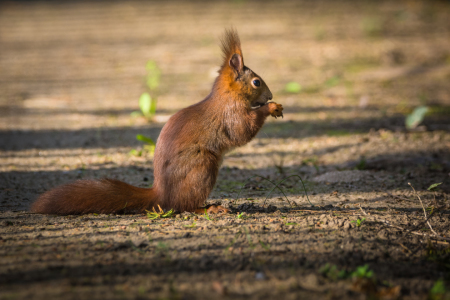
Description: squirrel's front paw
268,103,284,119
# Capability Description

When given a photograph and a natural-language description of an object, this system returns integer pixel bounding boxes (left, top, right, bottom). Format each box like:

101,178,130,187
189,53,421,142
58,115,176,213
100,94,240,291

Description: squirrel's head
218,29,273,109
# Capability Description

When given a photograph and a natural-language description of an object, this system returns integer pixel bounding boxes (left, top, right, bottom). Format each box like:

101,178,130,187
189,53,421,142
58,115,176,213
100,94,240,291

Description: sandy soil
1,1,450,299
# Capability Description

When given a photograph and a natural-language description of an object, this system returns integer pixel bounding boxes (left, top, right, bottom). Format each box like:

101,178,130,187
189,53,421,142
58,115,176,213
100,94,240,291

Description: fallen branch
408,182,438,235
398,242,413,255
358,204,368,216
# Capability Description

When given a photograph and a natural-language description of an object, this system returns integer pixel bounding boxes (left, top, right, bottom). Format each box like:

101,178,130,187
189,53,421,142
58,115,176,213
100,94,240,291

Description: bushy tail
31,179,159,215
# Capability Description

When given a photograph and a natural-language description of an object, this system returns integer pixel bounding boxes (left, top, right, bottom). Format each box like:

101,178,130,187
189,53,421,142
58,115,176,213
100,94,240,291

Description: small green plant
146,205,175,220
204,209,212,221
319,263,347,281
428,182,442,191
145,60,161,91
236,212,246,219
430,279,448,300
259,240,270,250
184,221,196,228
406,106,428,129
132,60,161,120
355,157,366,170
130,61,160,156
351,218,366,227
138,92,157,119
285,81,302,93
136,134,156,154
351,264,374,279
324,76,340,88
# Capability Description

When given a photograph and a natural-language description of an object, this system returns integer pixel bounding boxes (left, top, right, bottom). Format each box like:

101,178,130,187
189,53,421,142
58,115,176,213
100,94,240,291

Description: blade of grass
263,174,313,207
235,175,291,205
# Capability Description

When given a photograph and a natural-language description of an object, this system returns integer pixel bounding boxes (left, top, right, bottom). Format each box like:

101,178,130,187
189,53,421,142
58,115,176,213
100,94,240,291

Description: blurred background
1,0,449,132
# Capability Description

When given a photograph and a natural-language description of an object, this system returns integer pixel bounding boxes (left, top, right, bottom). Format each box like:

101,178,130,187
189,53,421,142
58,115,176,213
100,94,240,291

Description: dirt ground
1,0,450,299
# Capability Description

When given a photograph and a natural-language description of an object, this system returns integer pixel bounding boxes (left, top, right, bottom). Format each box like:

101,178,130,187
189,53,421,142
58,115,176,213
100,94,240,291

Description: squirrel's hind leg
159,154,222,213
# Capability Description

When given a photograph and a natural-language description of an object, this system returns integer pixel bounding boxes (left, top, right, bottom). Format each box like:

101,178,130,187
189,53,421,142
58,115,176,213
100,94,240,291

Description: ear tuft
229,53,243,74
220,28,244,74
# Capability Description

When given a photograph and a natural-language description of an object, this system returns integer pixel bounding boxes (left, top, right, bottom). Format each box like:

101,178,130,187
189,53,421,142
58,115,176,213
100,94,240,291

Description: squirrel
31,29,284,215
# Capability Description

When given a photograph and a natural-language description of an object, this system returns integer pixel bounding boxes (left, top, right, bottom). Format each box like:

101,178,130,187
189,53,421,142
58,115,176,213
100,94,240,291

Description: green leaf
338,270,347,279
147,77,160,91
184,222,196,228
130,111,142,118
139,93,152,116
324,76,340,88
146,208,174,220
427,182,442,191
136,134,155,146
143,144,155,155
430,279,446,295
285,82,302,93
146,60,158,72
406,106,428,129
351,265,374,278
150,97,157,116
145,60,161,90
128,149,142,156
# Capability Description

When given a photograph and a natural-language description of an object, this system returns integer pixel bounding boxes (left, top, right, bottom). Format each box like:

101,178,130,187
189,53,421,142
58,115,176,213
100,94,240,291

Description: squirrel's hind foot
195,205,230,215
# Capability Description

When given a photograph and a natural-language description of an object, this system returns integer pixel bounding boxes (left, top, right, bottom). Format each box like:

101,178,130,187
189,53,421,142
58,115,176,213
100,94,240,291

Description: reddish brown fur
31,29,283,215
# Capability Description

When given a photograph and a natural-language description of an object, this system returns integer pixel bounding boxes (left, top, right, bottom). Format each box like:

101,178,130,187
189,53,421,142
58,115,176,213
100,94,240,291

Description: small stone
255,272,266,280
343,221,352,230
212,281,227,295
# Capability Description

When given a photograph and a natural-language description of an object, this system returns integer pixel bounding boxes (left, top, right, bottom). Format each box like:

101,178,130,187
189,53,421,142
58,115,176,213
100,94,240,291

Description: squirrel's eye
252,79,261,88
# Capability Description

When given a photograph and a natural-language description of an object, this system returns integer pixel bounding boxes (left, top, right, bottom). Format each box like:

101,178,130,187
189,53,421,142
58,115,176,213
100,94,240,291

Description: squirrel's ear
229,53,243,74
220,28,244,77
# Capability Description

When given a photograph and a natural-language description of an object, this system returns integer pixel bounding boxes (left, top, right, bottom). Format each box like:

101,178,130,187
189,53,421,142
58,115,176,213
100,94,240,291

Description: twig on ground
398,243,413,255
435,241,450,245
382,219,450,242
408,206,442,232
408,182,438,235
358,204,368,216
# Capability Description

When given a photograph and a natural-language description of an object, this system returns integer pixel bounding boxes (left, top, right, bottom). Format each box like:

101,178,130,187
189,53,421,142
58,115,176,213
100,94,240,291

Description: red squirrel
31,29,283,215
